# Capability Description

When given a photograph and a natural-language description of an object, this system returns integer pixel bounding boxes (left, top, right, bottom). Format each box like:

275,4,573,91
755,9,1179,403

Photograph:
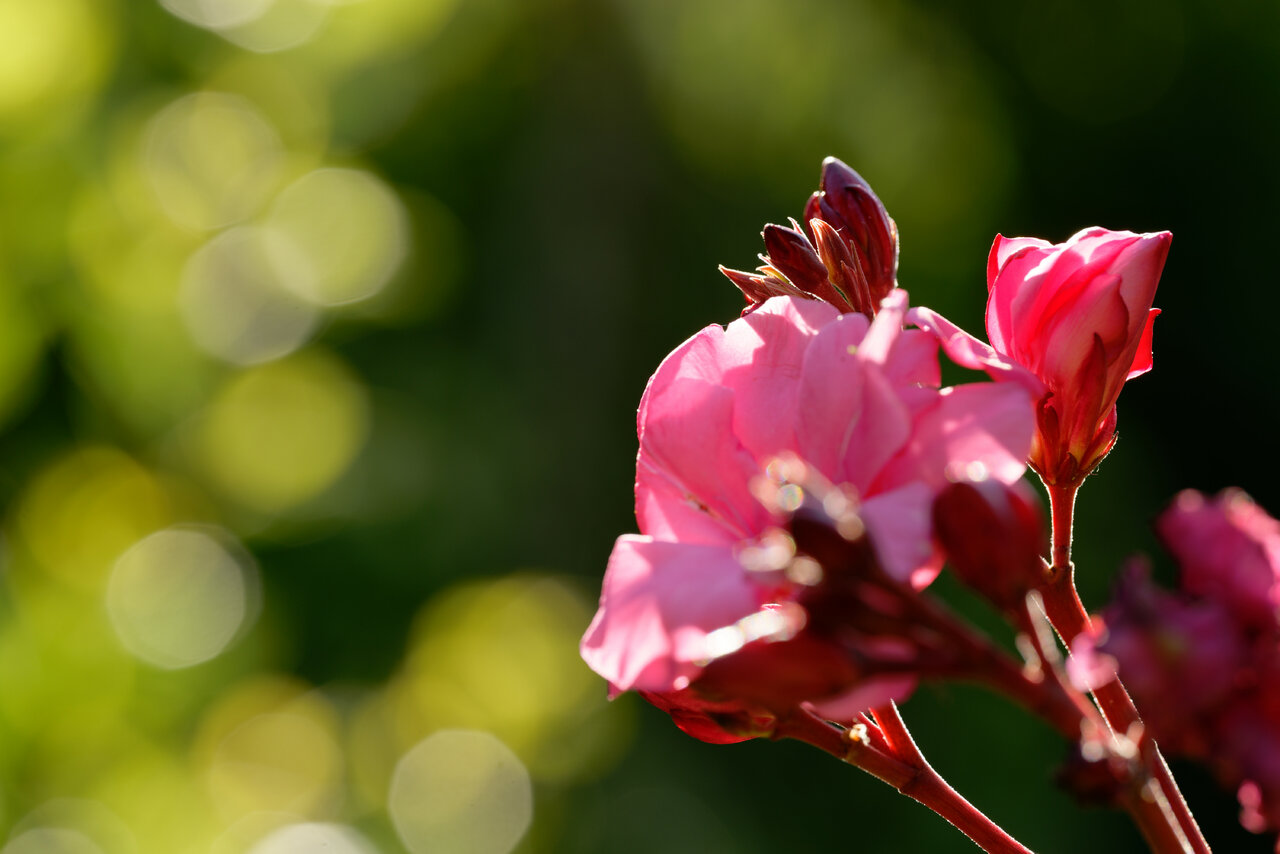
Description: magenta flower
1074,490,1280,835
1157,488,1280,630
581,292,1037,739
985,227,1171,485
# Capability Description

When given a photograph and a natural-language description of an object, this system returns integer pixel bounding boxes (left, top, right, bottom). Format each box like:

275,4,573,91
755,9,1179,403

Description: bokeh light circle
197,681,345,822
159,0,273,31
144,91,285,231
1,829,104,854
263,167,408,306
179,226,319,365
105,526,255,669
388,729,532,854
0,0,113,127
195,350,369,513
244,823,376,854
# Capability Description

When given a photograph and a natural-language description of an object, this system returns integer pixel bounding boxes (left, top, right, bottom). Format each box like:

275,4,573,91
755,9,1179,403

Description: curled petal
1126,308,1160,379
907,305,1045,397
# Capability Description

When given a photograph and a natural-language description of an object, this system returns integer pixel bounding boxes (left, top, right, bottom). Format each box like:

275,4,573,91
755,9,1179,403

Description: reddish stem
1041,481,1210,854
778,707,1035,854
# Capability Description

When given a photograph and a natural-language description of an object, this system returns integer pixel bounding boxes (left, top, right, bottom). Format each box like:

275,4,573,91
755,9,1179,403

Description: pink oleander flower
1073,490,1280,838
1157,488,1280,630
1072,562,1250,756
986,227,1171,486
581,291,1037,742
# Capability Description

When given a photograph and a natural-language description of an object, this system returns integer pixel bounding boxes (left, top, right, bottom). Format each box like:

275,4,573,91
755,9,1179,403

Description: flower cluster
579,156,1280,851
1076,490,1280,834
580,290,1037,740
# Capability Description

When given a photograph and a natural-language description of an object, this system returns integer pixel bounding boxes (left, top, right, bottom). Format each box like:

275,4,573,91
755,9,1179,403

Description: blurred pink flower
1078,491,1280,835
1157,488,1280,629
1073,562,1250,756
581,292,1036,739
985,227,1171,485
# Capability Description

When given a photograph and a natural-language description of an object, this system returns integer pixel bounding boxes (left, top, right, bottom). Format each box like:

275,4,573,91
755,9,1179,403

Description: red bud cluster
720,157,898,318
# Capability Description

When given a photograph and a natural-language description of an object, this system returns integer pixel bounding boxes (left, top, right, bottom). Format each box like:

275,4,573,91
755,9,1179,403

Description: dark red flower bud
810,218,874,316
721,157,896,317
932,479,1046,614
802,157,899,304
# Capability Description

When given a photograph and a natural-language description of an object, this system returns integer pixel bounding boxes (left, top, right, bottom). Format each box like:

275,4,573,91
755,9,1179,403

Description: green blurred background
0,0,1274,851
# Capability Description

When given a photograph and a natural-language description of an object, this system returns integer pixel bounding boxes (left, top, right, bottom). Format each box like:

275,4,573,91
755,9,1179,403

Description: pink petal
907,306,1045,397
1126,308,1159,379
987,234,1052,290
1037,274,1130,387
883,328,941,389
986,238,1054,356
580,536,760,693
1113,232,1171,316
857,288,908,365
720,296,841,458
1014,237,1133,366
875,382,1035,493
860,482,937,584
797,316,912,492
636,377,765,543
636,323,727,449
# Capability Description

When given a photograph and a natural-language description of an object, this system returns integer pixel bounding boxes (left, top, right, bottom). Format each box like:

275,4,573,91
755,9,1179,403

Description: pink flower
985,227,1171,485
1157,489,1280,629
1078,491,1280,836
1075,562,1250,756
581,292,1036,739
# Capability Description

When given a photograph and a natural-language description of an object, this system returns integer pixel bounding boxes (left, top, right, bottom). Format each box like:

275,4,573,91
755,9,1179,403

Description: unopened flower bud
986,227,1170,487
722,157,897,316
802,157,899,304
932,479,1045,614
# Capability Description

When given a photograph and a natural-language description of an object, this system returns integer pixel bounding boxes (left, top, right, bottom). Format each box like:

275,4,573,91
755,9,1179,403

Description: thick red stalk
1042,481,1210,854
777,707,1035,854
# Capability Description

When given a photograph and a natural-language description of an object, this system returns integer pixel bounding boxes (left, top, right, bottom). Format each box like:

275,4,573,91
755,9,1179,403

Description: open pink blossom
985,227,1171,485
581,292,1037,739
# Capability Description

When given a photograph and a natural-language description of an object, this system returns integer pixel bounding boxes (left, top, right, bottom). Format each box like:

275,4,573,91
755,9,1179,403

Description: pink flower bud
985,227,1171,485
932,478,1045,614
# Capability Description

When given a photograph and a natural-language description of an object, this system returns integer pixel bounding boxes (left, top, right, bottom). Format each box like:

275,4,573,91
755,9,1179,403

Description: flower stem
1040,479,1211,854
1048,482,1078,576
777,706,1036,854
